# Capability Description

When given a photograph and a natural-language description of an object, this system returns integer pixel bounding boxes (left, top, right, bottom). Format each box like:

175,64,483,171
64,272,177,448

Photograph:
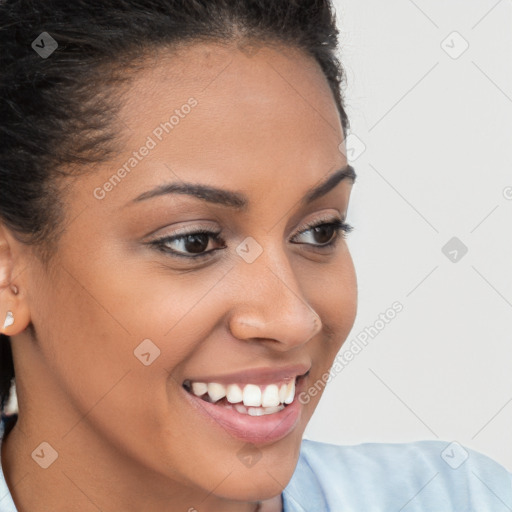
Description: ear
0,222,31,336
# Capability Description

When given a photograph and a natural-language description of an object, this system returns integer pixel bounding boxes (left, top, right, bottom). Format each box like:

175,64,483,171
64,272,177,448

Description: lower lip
181,377,307,445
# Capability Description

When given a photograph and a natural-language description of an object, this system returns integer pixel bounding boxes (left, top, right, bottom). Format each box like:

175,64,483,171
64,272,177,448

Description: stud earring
3,311,14,329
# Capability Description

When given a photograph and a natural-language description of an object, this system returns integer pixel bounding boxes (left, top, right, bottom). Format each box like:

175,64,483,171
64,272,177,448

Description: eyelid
292,213,345,238
146,211,344,241
148,221,221,239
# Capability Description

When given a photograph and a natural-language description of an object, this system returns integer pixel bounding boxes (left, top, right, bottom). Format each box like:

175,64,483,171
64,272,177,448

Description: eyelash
149,217,353,260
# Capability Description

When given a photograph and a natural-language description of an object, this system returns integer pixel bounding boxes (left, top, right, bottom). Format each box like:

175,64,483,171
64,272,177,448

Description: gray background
304,0,512,471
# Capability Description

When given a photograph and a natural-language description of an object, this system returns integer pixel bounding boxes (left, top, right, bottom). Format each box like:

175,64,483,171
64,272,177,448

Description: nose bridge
228,238,322,346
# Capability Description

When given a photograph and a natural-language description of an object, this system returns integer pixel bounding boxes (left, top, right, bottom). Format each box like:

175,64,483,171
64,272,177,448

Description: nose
227,247,323,350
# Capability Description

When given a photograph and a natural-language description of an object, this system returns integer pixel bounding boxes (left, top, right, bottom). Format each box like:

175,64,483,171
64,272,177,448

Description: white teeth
187,378,299,407
248,407,265,416
243,384,262,407
191,382,208,396
226,384,243,404
234,403,248,414
263,405,285,414
261,384,280,407
284,379,295,404
279,383,288,403
207,382,226,402
248,405,285,416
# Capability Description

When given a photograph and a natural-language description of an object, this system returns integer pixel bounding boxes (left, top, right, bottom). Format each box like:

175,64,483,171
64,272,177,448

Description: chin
209,466,295,502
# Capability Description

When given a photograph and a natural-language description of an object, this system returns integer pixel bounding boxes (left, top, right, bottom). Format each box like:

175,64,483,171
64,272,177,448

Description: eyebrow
129,164,356,210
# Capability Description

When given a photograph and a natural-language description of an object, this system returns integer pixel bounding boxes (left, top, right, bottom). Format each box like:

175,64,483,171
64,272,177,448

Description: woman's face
11,43,357,507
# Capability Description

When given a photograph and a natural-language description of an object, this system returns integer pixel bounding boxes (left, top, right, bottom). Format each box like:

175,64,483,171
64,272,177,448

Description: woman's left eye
292,218,353,247
148,218,353,260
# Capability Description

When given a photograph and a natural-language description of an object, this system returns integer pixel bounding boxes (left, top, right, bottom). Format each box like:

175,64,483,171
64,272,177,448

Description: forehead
90,42,347,208
122,41,340,123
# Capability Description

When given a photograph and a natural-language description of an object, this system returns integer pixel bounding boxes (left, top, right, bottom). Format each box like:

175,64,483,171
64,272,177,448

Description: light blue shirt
1,416,511,511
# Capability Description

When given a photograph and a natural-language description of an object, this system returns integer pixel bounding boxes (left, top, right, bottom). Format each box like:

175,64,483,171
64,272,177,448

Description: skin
0,41,357,512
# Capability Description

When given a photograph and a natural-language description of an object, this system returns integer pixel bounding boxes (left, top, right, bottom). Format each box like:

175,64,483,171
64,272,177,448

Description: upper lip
183,363,311,386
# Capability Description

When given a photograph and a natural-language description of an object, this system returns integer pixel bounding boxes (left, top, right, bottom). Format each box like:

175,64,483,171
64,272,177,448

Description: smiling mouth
182,371,309,417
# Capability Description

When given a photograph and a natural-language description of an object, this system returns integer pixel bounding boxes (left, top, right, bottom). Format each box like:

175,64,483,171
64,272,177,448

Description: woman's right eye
149,230,226,259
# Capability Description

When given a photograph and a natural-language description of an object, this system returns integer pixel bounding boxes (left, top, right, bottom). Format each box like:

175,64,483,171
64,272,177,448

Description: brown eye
150,229,226,259
310,224,337,245
181,234,210,254
292,218,353,248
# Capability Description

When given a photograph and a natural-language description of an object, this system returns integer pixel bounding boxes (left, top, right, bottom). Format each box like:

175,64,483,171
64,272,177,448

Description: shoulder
283,438,512,512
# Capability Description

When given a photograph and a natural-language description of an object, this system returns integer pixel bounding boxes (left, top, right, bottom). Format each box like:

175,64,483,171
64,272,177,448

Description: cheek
26,258,231,481
333,252,358,348
305,250,357,403
311,247,358,344
32,253,234,414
